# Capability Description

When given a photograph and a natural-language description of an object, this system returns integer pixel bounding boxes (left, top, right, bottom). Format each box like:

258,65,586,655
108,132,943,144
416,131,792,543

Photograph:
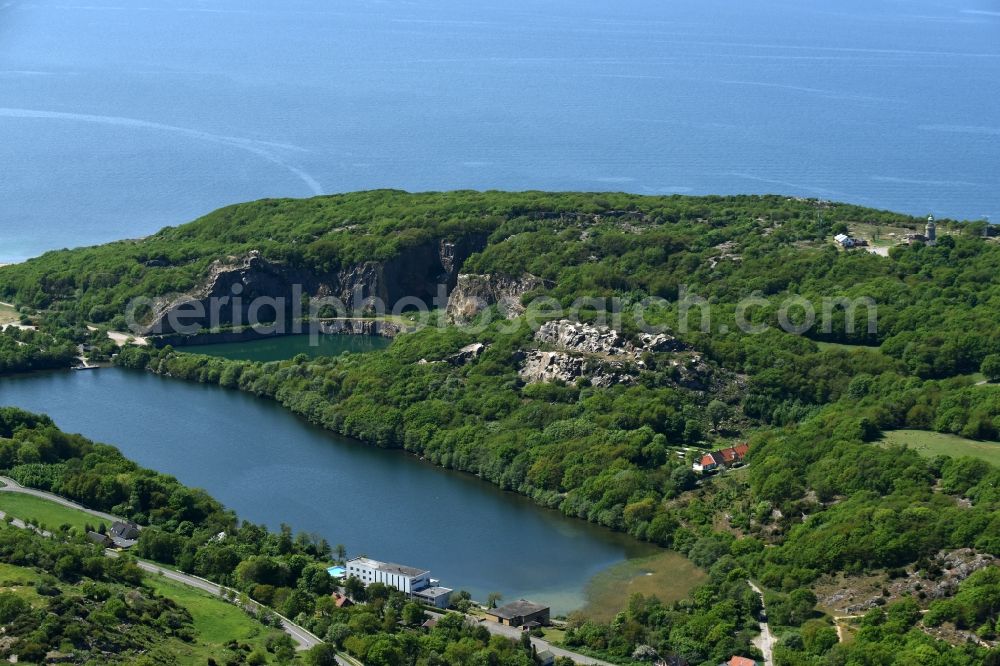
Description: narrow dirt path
748,581,774,666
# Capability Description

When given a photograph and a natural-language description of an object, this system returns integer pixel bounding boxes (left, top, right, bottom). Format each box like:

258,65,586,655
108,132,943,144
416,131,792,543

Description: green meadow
0,493,107,533
881,429,1000,467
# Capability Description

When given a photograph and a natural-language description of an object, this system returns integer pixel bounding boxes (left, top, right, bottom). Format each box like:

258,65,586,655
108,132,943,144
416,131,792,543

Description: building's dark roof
487,599,549,620
111,521,140,540
348,557,429,578
87,531,112,546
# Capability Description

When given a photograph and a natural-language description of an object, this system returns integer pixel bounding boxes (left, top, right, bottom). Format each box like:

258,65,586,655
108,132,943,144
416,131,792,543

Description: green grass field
814,340,881,353
147,576,292,664
0,493,108,533
881,429,1000,467
0,561,45,607
580,550,706,623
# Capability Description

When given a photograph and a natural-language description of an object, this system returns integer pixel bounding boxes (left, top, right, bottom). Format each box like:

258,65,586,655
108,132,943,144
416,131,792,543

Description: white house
834,233,854,248
344,557,453,608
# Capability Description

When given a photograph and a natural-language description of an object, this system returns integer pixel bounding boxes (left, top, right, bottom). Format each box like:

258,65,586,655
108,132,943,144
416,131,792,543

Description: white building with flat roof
344,557,453,607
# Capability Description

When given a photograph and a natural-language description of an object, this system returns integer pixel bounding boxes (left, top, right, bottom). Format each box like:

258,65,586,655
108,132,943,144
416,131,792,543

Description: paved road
0,476,327,653
109,553,324,651
0,475,125,525
748,581,774,666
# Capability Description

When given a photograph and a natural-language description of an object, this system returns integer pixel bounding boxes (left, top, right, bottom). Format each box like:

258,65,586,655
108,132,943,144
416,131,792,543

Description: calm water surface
1,0,998,262
0,367,659,613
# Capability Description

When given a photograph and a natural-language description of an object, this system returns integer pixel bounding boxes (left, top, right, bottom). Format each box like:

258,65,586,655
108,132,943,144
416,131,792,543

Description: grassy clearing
580,551,706,623
0,493,108,533
148,575,291,663
881,429,1000,467
814,340,881,353
0,302,18,326
846,222,917,248
540,626,567,643
0,561,45,606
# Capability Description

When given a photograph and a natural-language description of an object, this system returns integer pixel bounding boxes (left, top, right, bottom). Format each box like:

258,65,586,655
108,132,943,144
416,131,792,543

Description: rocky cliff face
144,235,487,335
446,273,542,323
318,319,402,337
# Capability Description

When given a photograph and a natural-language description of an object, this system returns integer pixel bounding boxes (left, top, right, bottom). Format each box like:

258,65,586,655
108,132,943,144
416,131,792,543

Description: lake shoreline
0,365,697,616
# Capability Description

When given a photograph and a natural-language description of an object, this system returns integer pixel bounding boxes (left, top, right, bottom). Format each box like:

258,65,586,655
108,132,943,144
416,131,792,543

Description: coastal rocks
517,350,636,387
446,273,542,322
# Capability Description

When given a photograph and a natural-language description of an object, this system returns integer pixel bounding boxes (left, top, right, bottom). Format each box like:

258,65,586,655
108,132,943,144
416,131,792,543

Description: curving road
109,552,323,651
0,475,124,525
0,476,326,653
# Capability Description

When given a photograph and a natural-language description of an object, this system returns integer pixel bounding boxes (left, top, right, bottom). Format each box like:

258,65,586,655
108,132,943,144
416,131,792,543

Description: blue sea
1,0,998,263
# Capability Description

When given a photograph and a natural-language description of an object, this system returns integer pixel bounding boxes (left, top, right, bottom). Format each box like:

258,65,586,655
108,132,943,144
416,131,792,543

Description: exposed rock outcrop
517,320,708,388
447,342,487,366
446,273,542,322
819,548,995,616
143,235,488,336
517,350,637,387
534,320,684,357
318,319,402,338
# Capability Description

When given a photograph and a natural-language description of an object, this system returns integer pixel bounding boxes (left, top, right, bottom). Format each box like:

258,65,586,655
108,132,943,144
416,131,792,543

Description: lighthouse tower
925,214,937,246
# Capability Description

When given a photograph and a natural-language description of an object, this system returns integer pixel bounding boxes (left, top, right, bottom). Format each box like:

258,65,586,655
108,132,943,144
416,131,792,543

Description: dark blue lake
0,367,670,613
1,0,998,262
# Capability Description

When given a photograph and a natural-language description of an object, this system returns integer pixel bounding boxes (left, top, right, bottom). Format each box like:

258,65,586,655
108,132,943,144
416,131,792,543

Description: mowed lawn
881,429,1000,467
0,493,108,533
147,576,290,663
580,550,706,623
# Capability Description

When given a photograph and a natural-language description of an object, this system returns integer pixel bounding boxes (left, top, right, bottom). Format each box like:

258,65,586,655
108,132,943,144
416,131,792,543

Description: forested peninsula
0,191,998,665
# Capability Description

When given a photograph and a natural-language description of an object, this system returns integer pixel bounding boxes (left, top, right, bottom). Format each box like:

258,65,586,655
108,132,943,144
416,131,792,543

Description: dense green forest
0,521,196,664
1,191,999,664
0,327,77,374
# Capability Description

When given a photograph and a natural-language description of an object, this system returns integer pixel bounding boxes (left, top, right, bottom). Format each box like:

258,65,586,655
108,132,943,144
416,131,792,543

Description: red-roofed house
724,657,758,666
693,443,749,472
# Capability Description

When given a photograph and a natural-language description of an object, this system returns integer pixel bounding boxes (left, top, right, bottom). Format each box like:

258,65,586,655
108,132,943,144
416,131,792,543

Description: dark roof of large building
487,599,549,620
111,521,140,540
348,557,429,578
87,531,112,546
